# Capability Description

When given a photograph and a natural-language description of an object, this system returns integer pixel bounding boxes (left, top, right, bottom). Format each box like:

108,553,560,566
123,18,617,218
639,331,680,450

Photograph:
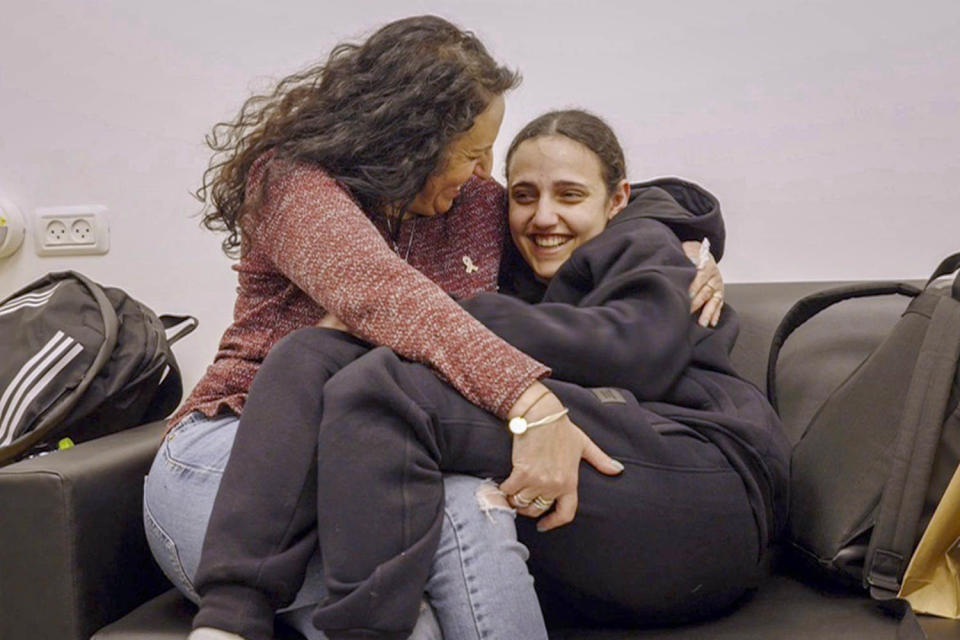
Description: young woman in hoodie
305,110,791,639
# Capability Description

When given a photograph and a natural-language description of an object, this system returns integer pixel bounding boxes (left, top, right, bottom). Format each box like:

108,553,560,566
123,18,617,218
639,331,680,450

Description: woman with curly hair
142,15,723,640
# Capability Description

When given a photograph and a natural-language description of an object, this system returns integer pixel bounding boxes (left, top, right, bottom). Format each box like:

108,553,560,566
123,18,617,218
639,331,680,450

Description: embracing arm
461,220,698,400
631,179,727,327
250,159,549,418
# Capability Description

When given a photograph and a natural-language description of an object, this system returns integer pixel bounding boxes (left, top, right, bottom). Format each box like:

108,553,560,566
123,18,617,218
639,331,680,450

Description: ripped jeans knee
473,478,515,519
425,474,547,640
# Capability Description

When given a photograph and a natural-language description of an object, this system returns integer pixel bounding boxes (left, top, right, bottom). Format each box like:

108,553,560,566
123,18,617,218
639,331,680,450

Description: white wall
1,0,958,391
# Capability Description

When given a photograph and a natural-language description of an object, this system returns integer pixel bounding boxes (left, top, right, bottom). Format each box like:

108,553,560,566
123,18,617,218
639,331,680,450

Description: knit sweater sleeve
248,160,549,418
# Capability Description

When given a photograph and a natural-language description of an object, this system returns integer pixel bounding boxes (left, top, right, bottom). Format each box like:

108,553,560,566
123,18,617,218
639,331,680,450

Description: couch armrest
0,421,172,640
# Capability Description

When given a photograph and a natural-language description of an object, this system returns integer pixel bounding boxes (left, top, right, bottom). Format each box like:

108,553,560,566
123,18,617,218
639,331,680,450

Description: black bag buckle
866,549,905,599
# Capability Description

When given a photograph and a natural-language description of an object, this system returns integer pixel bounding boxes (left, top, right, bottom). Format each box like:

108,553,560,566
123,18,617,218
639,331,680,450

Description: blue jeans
143,413,547,640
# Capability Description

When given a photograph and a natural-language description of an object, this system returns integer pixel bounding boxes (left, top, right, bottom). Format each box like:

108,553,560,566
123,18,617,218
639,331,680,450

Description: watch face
508,417,527,435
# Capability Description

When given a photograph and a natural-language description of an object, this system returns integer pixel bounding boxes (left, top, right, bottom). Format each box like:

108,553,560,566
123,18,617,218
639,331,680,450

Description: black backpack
0,271,196,466
766,253,960,600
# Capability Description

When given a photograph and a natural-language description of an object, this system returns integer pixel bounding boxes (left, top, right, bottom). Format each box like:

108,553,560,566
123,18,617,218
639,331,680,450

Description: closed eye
465,147,490,161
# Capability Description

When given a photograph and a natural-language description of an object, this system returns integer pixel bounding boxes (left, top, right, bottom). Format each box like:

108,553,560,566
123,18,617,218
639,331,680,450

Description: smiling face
406,94,506,217
507,135,630,280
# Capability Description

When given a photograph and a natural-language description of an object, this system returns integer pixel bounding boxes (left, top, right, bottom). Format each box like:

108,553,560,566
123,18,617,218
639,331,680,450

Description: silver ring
711,291,723,300
512,494,533,508
532,496,554,511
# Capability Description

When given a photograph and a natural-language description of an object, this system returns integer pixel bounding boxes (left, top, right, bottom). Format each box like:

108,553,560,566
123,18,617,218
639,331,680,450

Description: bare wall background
1,0,958,392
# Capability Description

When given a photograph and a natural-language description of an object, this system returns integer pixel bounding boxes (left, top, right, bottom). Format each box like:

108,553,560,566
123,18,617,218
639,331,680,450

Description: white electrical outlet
34,206,109,256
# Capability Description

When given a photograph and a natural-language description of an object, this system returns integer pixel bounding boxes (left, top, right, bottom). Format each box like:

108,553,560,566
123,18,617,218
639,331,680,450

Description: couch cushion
92,589,306,640
551,573,898,639
94,572,960,640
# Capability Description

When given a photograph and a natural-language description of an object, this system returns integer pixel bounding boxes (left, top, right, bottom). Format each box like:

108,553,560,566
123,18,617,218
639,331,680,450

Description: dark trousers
313,347,761,639
193,328,371,640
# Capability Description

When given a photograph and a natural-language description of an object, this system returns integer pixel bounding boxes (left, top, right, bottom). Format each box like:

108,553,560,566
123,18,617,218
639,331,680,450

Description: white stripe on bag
0,332,67,428
0,299,57,318
0,332,74,444
0,283,60,308
3,342,84,444
0,294,53,316
0,283,62,318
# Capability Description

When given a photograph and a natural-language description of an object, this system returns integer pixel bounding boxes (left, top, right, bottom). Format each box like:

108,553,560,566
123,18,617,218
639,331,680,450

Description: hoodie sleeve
462,219,698,401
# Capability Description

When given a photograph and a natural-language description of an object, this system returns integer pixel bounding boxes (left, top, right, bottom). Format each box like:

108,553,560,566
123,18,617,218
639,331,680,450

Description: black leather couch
2,281,958,640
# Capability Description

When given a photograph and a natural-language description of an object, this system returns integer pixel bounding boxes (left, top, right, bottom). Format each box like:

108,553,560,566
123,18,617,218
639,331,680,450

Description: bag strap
926,252,960,285
765,282,921,412
160,314,198,345
926,252,960,302
140,315,198,423
864,293,960,599
142,358,184,424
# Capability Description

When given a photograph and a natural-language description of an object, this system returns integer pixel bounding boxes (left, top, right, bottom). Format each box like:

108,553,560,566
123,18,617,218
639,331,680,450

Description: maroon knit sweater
171,153,549,426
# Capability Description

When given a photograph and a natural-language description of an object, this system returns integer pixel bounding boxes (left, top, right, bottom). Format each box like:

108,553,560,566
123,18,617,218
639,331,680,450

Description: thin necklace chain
386,215,417,262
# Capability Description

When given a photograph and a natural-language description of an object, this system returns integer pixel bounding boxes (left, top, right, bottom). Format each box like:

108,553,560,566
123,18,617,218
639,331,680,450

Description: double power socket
34,206,109,256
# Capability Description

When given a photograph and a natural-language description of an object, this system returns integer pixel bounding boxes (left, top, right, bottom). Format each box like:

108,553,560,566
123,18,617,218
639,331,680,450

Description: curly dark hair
505,109,626,196
197,15,521,256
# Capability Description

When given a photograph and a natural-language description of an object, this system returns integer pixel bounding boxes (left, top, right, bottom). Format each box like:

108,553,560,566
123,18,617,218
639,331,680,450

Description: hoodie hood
620,177,725,260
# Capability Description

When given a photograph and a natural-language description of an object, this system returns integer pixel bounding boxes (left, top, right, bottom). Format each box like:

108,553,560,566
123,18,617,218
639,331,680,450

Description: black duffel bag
0,271,196,466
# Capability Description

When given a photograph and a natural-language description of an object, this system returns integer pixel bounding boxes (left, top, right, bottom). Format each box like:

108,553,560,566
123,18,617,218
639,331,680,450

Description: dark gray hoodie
464,178,790,545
